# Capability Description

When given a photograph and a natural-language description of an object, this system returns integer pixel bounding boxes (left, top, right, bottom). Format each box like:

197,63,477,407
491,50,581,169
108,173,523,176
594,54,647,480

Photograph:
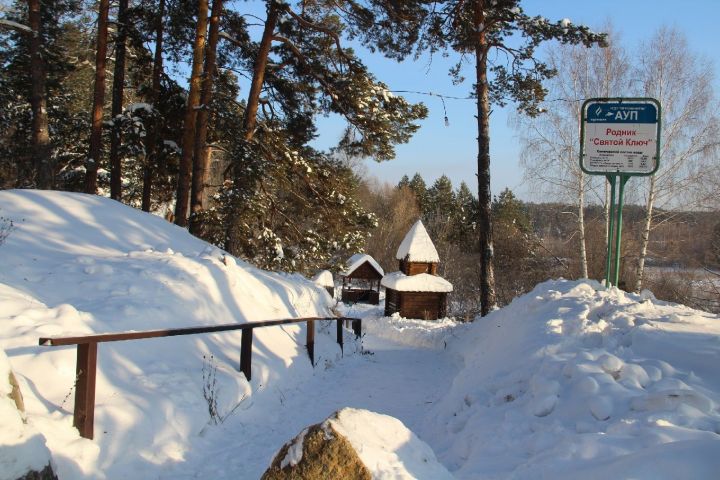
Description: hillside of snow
419,280,720,479
1,189,720,479
0,190,340,478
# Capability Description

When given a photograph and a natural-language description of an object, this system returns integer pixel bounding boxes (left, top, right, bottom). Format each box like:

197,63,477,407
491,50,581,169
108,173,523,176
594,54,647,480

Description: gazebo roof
381,271,453,293
342,254,384,277
396,220,440,263
312,270,334,288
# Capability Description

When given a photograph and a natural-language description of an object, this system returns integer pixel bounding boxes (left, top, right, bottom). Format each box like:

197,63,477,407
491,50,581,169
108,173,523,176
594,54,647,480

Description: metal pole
613,175,630,287
605,175,617,287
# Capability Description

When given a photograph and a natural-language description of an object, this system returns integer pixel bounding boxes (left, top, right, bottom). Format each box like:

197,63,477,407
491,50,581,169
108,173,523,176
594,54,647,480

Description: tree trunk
474,0,497,316
141,0,165,212
174,0,209,227
85,0,111,194
109,0,129,201
189,0,223,236
224,0,280,254
243,0,279,142
578,170,588,278
29,0,52,189
634,175,656,292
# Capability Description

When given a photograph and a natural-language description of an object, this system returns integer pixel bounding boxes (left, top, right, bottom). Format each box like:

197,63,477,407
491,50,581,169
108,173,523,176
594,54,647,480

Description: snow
342,253,384,277
1,189,720,479
126,102,154,114
421,280,720,479
396,220,440,262
381,271,453,292
279,427,307,469
312,269,334,288
0,18,32,33
0,189,336,478
328,408,455,480
0,350,54,480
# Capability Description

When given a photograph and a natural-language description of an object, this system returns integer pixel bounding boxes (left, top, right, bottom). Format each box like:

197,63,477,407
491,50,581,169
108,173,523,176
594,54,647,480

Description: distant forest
358,173,720,318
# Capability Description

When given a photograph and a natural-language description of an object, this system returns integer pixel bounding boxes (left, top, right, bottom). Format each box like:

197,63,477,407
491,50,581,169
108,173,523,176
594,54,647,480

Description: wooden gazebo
382,220,453,320
340,254,384,304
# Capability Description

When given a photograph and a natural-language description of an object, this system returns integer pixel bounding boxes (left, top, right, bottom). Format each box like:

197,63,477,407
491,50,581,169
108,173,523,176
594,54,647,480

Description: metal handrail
38,316,361,439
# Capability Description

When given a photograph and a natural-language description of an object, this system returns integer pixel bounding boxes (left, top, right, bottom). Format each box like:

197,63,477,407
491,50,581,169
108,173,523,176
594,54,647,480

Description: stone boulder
262,408,455,480
262,421,370,480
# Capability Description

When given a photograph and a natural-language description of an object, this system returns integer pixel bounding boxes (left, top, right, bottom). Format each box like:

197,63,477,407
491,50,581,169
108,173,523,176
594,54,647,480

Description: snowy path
161,325,459,479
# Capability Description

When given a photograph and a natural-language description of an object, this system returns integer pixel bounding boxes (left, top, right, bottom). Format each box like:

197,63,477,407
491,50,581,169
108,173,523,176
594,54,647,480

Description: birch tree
518,27,629,279
632,26,719,291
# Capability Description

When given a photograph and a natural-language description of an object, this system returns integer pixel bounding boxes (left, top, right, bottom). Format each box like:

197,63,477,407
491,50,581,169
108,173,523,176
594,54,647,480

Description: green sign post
580,98,661,287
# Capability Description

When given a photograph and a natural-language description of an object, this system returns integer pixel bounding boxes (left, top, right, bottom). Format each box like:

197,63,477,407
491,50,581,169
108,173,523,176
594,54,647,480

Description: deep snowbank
0,190,339,478
424,280,720,479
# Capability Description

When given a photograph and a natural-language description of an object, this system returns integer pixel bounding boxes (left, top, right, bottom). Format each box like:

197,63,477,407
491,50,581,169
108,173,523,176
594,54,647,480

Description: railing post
336,319,343,353
240,328,253,381
306,320,315,367
74,342,97,439
352,319,361,338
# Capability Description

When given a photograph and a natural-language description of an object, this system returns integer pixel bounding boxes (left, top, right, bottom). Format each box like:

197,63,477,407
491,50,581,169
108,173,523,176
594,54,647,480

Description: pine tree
397,174,410,189
408,173,427,212
427,175,455,220
141,0,166,212
222,0,427,256
109,0,130,200
493,188,531,233
189,0,223,236
363,1,606,315
174,0,209,226
492,187,544,305
0,0,82,188
28,0,52,188
453,181,477,245
84,0,111,194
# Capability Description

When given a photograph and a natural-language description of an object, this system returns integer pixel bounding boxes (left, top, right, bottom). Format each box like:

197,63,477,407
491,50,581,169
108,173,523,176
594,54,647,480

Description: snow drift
423,280,720,479
2,189,720,480
0,190,339,478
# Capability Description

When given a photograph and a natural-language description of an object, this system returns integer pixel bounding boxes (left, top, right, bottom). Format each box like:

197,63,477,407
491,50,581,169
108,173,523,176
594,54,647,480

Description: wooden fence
38,317,361,439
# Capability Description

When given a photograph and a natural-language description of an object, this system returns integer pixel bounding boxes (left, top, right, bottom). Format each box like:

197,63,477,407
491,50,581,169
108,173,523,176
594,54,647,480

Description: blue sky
308,0,720,199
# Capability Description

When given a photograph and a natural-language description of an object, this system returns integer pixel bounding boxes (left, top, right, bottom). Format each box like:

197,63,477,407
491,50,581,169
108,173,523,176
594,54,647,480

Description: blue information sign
585,102,658,124
580,98,661,175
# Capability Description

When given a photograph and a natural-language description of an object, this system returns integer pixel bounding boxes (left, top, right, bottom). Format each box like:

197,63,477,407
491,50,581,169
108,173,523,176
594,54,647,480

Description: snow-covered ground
1,189,719,479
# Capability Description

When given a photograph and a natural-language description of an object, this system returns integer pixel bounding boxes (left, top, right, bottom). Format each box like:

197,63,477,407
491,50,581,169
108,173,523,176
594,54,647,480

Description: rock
262,422,371,480
262,408,455,480
14,463,58,480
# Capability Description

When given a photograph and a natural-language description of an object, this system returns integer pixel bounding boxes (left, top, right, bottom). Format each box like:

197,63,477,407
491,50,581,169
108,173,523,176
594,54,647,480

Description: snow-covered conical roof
395,220,439,262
